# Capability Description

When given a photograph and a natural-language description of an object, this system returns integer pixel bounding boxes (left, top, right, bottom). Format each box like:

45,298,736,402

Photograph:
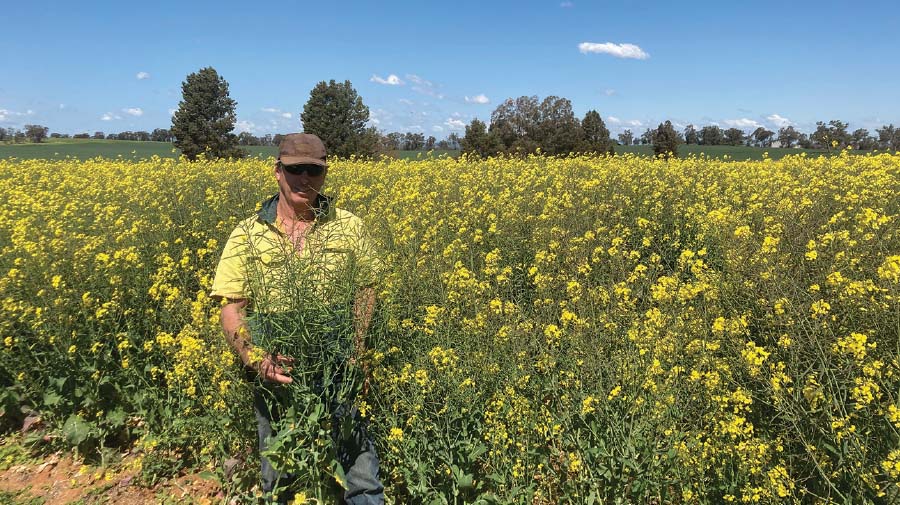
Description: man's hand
254,353,295,384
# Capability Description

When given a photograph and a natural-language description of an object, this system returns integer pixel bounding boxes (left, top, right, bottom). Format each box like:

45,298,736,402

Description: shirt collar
257,192,334,226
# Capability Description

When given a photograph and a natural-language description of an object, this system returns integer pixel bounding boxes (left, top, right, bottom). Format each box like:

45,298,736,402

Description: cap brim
279,156,327,167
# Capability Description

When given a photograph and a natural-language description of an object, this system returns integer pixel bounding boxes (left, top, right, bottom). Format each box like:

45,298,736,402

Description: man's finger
264,366,293,384
271,373,293,385
274,354,295,365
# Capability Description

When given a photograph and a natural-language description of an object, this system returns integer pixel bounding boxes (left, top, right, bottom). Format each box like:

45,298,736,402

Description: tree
237,131,258,146
683,124,699,145
301,79,374,158
750,127,774,147
404,132,425,150
536,96,582,155
876,124,900,151
640,128,655,145
24,124,49,143
851,129,876,150
383,132,402,150
579,110,614,154
617,129,634,146
171,67,245,160
447,133,461,150
489,96,541,152
462,119,500,157
425,135,436,150
724,128,745,146
777,126,801,148
700,125,725,146
151,128,173,142
653,121,678,159
812,120,850,150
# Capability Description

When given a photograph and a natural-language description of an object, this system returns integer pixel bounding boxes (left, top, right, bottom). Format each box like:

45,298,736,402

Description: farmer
210,133,384,504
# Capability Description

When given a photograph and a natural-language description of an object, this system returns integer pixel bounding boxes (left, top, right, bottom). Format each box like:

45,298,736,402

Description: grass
0,140,276,161
0,139,878,162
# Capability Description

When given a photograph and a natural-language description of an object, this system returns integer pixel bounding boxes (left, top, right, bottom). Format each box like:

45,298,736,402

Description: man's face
275,162,327,211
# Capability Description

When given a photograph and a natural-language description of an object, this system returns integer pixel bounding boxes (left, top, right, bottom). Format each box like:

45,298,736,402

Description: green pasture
0,139,276,161
0,139,874,162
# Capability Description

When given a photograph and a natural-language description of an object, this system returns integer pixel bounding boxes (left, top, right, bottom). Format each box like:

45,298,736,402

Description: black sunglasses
280,163,325,177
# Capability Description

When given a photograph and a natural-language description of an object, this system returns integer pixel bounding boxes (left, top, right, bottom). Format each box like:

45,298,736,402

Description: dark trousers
253,384,384,504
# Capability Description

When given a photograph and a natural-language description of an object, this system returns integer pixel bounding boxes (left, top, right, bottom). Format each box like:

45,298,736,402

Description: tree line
461,104,900,158
6,67,899,159
619,120,900,151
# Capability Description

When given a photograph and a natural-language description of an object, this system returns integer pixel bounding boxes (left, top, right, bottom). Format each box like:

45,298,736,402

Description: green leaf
105,409,127,428
457,471,474,489
63,415,93,446
197,470,218,482
43,391,62,406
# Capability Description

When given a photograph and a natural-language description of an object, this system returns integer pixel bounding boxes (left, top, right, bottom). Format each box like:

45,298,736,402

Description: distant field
0,139,277,161
0,139,873,162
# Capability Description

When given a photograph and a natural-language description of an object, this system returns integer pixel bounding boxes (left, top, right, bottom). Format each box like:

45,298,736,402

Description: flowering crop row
0,151,898,503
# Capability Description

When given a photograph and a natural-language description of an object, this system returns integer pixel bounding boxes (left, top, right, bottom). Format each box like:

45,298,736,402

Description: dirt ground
0,451,224,504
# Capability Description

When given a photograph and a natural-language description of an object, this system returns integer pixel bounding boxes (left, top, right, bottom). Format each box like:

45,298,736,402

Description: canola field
0,152,898,503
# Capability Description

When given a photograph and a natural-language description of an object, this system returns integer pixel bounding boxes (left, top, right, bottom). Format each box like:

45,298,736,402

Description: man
210,133,384,504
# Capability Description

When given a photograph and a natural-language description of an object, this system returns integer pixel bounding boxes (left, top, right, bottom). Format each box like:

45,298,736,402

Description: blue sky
2,0,899,138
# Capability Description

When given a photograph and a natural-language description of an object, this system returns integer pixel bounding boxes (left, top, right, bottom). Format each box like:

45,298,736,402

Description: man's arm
220,298,293,384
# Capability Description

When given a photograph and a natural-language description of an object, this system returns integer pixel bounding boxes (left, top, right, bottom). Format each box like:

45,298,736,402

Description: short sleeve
210,224,250,300
350,217,384,288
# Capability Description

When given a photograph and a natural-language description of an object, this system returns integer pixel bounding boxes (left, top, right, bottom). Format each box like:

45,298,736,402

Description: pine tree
171,67,245,161
461,119,500,157
653,121,679,159
300,80,374,158
579,110,615,154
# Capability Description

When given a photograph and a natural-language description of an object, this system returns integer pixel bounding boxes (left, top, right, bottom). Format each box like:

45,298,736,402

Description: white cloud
445,118,466,130
432,125,444,132
0,109,29,122
123,107,143,116
59,104,66,110
398,98,413,105
406,74,429,86
465,94,490,104
370,74,403,85
627,119,643,127
607,116,621,124
136,72,150,80
260,107,294,120
407,74,444,99
766,114,792,127
724,118,762,129
370,117,381,125
578,42,650,60
560,1,574,6
168,108,177,116
100,112,121,121
235,120,256,133
603,89,616,96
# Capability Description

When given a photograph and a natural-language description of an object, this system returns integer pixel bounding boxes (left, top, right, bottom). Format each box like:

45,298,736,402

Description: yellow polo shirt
210,193,381,312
